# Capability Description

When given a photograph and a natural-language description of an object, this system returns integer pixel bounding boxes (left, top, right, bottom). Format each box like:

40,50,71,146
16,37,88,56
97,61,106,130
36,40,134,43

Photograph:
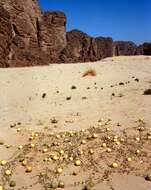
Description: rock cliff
59,30,113,63
113,41,137,56
0,0,67,67
39,11,67,63
0,5,12,67
0,0,150,67
138,43,151,55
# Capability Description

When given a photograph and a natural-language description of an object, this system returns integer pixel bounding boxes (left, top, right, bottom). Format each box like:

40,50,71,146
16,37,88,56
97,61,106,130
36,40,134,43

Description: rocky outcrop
0,0,150,68
39,11,67,63
0,5,12,67
0,0,67,67
136,45,144,55
114,41,151,56
95,37,113,59
59,30,113,63
113,41,138,56
59,30,96,63
139,43,151,55
0,0,46,67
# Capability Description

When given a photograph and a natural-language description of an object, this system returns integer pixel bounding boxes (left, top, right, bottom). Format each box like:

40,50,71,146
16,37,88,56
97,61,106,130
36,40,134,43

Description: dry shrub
82,68,96,77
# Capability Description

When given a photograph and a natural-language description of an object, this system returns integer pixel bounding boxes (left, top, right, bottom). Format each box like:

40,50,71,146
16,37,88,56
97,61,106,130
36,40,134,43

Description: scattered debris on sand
0,119,151,189
0,56,151,189
144,89,151,95
42,93,47,99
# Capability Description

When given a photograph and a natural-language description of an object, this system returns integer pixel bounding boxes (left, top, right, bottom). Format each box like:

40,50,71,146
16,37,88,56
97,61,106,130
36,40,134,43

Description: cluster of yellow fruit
0,186,4,190
0,160,7,166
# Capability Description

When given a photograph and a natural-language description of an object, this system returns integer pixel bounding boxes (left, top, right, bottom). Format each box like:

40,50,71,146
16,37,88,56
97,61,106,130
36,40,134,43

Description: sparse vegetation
0,119,151,189
82,69,96,77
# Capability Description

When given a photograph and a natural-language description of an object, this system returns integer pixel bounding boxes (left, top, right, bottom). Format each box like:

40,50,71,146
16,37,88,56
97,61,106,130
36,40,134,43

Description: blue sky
39,0,151,44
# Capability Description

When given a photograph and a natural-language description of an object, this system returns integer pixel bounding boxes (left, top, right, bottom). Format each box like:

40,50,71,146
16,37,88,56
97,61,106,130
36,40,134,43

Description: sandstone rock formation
59,30,96,63
0,0,150,68
0,0,67,67
113,41,138,56
59,30,113,63
95,37,113,59
39,11,67,63
140,43,151,55
136,45,144,55
0,5,12,67
1,0,45,67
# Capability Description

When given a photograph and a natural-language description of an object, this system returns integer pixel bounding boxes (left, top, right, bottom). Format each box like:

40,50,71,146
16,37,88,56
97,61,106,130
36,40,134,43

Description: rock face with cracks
39,11,67,63
138,43,151,55
59,30,113,63
0,0,151,68
0,5,12,68
0,0,67,67
1,0,45,67
113,41,138,56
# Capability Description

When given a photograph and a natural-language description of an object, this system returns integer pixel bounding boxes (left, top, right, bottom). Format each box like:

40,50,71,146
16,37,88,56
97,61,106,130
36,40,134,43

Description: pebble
9,181,16,187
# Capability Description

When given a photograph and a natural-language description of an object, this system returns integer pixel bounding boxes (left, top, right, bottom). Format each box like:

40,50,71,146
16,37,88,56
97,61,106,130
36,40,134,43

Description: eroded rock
0,0,150,68
59,30,113,63
39,11,67,63
0,5,12,67
113,41,137,56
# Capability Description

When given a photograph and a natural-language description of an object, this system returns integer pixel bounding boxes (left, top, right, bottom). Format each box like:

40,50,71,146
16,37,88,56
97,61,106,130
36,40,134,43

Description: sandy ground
0,56,151,189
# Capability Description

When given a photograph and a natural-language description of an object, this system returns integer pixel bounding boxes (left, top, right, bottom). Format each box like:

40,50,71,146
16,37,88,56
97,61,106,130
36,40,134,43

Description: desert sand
0,56,151,190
